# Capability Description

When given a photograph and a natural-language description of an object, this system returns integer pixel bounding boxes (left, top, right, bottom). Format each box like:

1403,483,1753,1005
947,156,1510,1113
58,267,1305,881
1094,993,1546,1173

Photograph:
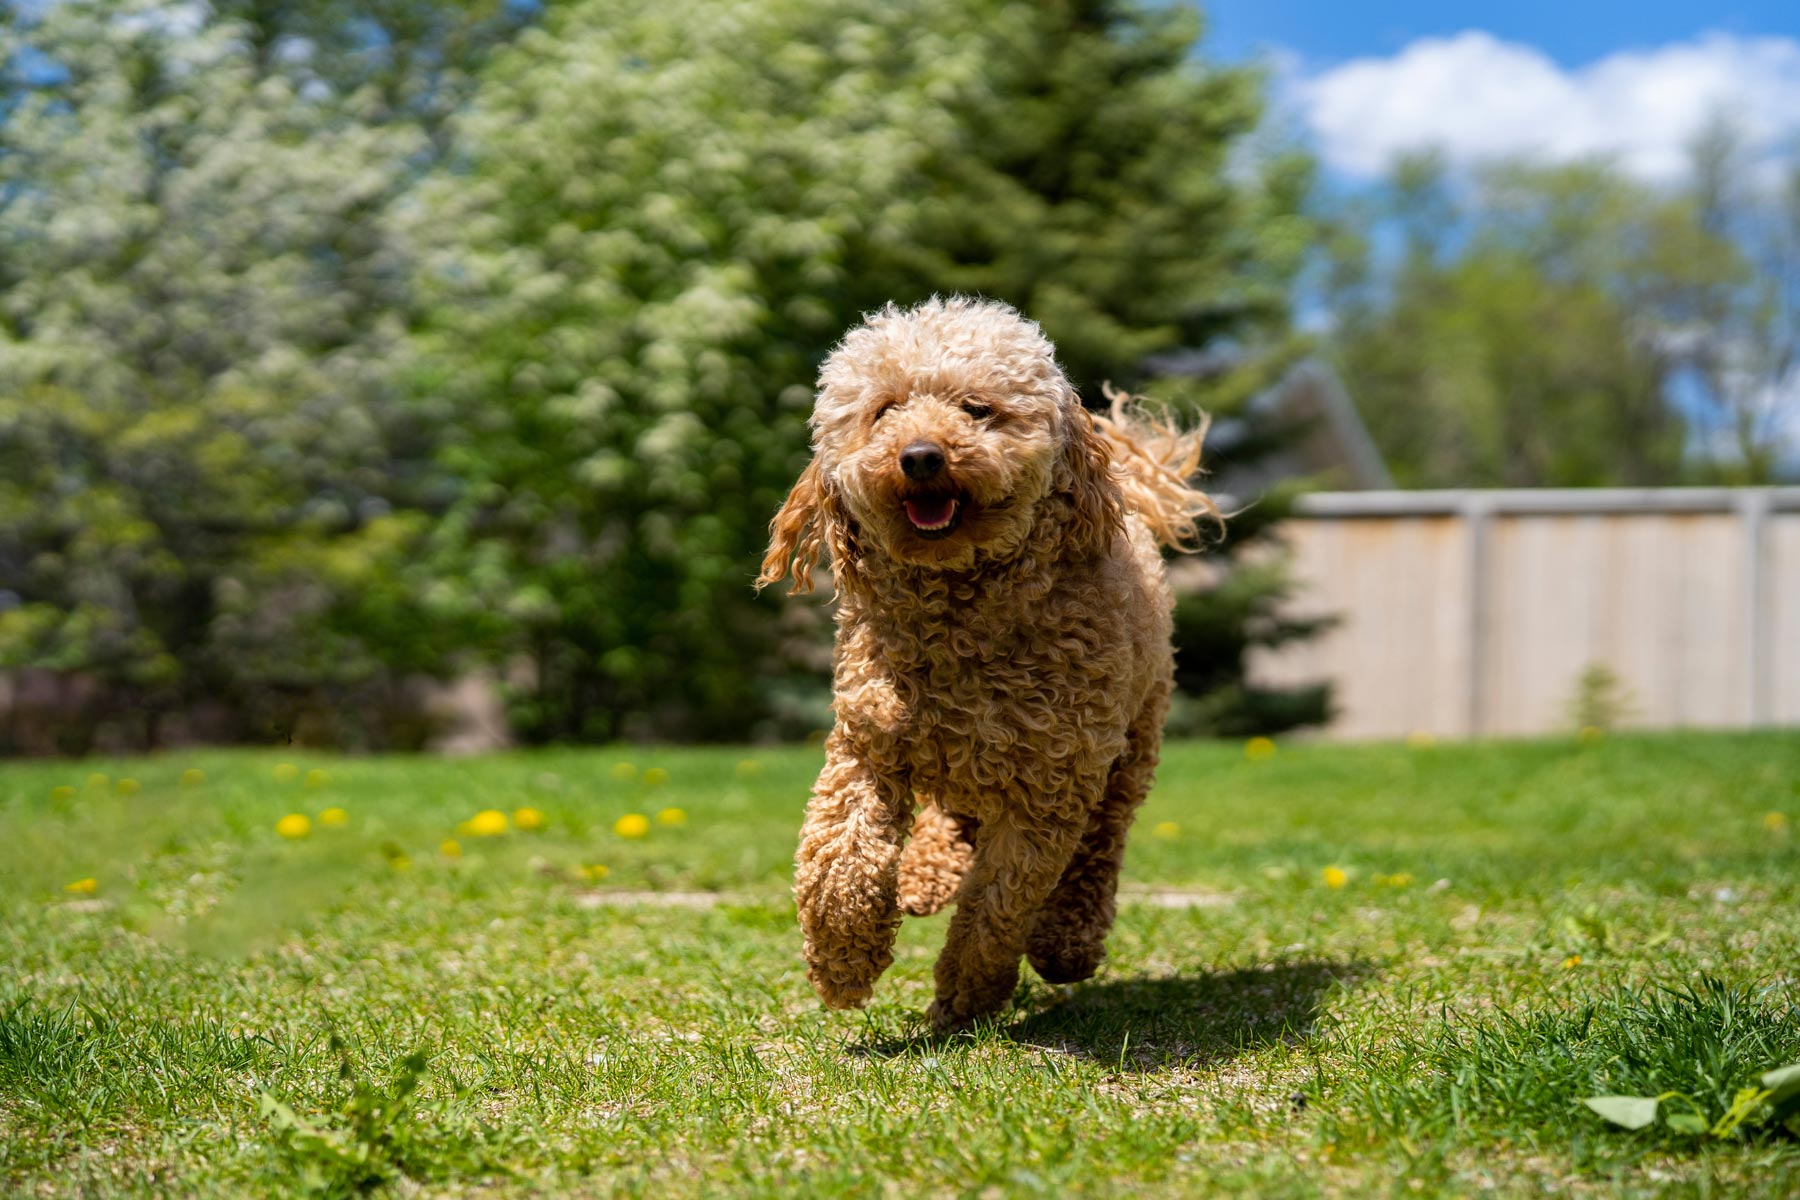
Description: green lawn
3,733,1798,1197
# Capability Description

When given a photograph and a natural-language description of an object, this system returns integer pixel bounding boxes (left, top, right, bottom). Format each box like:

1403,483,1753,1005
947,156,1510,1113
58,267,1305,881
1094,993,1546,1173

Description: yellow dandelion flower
50,785,75,801
275,813,312,839
319,807,349,827
1245,736,1277,762
513,806,545,831
614,813,650,839
1577,726,1604,745
1322,866,1349,889
1765,812,1789,833
580,864,611,882
643,767,670,787
273,762,299,782
1561,954,1582,970
1405,730,1436,750
180,768,206,787
116,778,140,796
304,769,330,789
466,809,508,837
86,772,110,790
440,839,462,858
609,762,637,782
64,877,98,894
735,759,763,778
389,855,413,871
1375,872,1415,888
1152,821,1180,840
656,807,687,827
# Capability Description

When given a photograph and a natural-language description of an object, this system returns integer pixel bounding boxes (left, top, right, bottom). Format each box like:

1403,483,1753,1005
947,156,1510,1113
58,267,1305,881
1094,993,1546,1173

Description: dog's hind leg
897,802,976,917
1025,683,1169,985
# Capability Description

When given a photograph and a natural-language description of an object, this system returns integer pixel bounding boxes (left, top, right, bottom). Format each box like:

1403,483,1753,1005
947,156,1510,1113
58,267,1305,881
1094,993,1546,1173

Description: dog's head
758,297,1121,592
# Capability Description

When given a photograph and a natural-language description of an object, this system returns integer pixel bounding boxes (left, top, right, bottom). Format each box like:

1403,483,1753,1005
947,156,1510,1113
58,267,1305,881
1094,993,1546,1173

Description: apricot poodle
758,297,1216,1030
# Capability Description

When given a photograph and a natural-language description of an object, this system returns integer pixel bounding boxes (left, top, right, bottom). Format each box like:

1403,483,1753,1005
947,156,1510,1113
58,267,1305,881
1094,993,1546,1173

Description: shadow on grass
855,959,1373,1073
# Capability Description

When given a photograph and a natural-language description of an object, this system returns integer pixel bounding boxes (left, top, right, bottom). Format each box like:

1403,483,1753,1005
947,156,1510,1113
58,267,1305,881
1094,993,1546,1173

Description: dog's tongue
904,496,958,530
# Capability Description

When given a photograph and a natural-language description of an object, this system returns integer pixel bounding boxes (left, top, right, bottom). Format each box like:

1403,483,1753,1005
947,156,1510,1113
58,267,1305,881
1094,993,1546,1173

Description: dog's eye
962,399,993,420
873,402,897,424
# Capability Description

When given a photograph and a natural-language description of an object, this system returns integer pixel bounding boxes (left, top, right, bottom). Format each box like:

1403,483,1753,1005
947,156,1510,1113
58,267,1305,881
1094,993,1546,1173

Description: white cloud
1297,31,1800,183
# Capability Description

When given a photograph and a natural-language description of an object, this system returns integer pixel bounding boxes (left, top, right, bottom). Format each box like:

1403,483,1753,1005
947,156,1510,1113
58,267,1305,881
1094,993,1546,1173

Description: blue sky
1201,0,1798,69
1204,2,1800,187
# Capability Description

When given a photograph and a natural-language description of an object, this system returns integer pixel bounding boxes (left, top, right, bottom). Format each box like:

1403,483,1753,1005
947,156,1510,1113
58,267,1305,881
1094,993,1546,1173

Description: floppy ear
1055,404,1125,556
757,458,832,595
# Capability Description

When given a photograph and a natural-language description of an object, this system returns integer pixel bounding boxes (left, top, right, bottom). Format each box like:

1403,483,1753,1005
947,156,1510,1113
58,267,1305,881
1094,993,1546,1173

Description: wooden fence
1247,488,1800,739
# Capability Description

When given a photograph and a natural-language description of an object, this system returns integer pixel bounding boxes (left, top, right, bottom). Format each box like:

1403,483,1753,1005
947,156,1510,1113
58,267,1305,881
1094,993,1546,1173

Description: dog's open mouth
902,494,962,538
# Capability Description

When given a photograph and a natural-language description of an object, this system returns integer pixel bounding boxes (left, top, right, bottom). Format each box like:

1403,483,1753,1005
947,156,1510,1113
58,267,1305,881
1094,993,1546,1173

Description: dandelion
1322,866,1348,889
116,778,140,796
609,762,638,782
513,806,545,831
1765,812,1790,833
580,864,611,882
1245,736,1276,762
273,763,300,782
1562,954,1582,970
1152,821,1180,840
389,855,414,871
1374,872,1415,888
276,813,312,839
319,807,349,828
643,767,670,787
465,809,508,837
86,772,109,790
181,768,206,787
304,769,330,789
1405,730,1436,750
50,785,75,801
440,839,463,858
614,813,650,839
64,878,98,894
656,807,687,827
735,759,763,778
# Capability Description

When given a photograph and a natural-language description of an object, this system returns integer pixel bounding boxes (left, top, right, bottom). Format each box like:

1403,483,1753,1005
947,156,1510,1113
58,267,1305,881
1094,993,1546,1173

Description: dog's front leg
927,811,1084,1030
793,733,914,1010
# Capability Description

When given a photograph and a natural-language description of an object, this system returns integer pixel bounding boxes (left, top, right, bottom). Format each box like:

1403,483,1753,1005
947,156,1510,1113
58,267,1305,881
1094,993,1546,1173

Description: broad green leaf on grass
1583,1096,1660,1129
1762,1064,1800,1109
1664,1112,1709,1135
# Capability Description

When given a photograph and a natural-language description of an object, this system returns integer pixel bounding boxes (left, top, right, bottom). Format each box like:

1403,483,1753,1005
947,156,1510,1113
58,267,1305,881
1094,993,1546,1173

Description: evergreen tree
415,0,1318,741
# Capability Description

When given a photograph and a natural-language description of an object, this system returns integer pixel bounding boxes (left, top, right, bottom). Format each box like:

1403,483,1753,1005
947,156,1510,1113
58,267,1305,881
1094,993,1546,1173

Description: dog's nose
899,441,946,481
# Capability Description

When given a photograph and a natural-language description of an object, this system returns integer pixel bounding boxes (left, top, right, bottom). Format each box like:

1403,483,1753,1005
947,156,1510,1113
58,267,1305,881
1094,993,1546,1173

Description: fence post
1463,492,1494,738
1738,489,1772,727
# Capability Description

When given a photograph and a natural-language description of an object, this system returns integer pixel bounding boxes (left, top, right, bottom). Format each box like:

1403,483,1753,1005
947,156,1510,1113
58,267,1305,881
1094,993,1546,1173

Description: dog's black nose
899,441,946,481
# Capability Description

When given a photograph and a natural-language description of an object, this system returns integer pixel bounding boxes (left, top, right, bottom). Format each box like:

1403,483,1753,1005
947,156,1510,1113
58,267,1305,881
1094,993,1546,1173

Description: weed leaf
1664,1112,1709,1135
1583,1095,1659,1129
1761,1063,1800,1110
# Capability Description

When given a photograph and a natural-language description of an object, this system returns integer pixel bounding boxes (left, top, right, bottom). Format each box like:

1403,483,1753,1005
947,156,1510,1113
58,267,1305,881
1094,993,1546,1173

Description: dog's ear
1056,403,1125,556
757,457,844,595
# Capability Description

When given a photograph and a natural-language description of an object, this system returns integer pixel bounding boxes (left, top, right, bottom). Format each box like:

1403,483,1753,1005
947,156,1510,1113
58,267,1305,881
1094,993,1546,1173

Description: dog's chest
860,604,1134,805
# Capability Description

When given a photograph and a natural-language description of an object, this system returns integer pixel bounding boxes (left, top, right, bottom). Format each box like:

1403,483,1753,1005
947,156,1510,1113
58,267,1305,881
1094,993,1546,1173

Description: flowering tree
0,0,447,748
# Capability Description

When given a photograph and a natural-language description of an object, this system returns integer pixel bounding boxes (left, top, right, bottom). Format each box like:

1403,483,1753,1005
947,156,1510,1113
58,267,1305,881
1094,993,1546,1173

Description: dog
758,297,1215,1029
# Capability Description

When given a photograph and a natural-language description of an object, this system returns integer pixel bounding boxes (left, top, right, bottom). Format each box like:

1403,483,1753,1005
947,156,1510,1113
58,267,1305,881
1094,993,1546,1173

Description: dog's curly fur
758,297,1216,1030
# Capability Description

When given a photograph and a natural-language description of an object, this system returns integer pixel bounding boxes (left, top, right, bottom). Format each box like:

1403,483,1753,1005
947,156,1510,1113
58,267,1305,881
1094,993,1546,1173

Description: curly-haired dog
758,297,1215,1030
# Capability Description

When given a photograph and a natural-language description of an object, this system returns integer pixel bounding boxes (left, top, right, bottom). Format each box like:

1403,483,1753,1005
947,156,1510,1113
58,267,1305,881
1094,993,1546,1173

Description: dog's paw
1026,941,1105,985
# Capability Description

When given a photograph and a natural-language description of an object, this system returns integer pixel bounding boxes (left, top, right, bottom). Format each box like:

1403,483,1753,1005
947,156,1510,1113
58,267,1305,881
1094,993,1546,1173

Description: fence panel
1247,488,1800,739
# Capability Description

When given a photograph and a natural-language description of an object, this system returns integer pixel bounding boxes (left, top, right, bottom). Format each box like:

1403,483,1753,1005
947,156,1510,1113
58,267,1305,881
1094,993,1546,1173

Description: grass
1,732,1797,1197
